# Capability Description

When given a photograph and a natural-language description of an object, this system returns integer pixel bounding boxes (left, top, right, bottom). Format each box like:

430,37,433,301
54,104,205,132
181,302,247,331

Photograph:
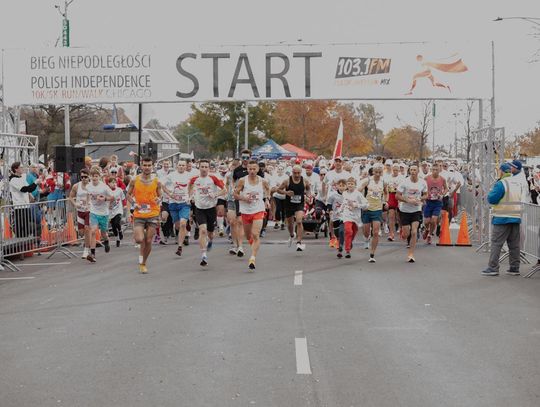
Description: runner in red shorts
235,160,271,271
384,163,404,241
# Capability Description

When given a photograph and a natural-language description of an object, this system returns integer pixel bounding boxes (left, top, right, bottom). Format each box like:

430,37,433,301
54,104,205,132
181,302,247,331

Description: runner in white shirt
270,165,288,230
188,160,226,267
156,160,172,244
69,168,91,259
384,163,405,241
86,167,114,263
396,165,428,262
234,160,271,271
163,160,192,257
341,177,368,258
108,176,125,248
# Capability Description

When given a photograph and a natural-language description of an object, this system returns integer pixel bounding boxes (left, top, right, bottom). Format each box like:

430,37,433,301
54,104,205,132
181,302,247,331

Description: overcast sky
1,0,539,147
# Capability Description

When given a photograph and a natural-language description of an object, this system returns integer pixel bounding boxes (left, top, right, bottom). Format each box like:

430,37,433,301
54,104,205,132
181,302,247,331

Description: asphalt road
1,228,539,407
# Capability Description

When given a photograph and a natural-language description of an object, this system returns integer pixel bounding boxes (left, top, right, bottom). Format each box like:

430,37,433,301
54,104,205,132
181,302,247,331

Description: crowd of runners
60,150,529,274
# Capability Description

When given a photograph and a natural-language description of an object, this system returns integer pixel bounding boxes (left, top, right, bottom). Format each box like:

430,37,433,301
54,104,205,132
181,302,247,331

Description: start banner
2,43,491,105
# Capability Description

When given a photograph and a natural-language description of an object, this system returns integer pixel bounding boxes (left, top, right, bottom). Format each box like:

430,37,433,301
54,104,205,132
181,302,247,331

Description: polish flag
333,119,344,159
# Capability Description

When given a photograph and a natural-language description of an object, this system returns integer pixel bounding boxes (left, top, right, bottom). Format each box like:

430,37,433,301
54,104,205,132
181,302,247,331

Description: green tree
357,104,384,154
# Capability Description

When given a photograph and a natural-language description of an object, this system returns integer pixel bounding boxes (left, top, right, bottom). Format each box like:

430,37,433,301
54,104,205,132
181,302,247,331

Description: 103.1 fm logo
335,57,391,79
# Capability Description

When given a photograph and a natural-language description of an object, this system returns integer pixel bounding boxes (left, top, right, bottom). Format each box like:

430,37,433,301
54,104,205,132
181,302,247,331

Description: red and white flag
333,119,344,159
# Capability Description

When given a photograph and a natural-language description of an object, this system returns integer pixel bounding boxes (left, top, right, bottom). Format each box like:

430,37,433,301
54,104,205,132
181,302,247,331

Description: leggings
110,214,122,238
332,220,345,250
344,221,359,252
274,198,286,222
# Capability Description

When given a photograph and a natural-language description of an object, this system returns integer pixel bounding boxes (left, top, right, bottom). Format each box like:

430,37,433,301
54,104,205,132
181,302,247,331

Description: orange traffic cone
436,211,453,246
66,213,77,243
40,218,50,246
3,216,12,239
455,211,472,247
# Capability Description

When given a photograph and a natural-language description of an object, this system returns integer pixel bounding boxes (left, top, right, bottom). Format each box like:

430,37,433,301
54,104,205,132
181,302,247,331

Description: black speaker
146,141,158,161
71,147,86,173
54,145,72,172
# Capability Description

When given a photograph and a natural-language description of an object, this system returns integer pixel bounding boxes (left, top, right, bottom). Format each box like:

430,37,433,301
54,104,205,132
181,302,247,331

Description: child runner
342,177,368,258
108,176,125,247
326,179,346,258
86,167,114,263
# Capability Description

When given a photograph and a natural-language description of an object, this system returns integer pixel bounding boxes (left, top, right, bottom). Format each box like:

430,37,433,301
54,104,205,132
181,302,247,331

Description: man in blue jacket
482,163,525,276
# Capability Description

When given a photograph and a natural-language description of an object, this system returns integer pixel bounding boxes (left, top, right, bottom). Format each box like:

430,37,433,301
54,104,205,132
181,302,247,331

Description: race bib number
291,195,302,204
138,203,150,214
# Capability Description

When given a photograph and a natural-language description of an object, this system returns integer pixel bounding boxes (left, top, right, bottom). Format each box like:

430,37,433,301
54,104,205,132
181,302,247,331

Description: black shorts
399,210,423,226
194,207,217,232
285,203,304,218
217,199,227,207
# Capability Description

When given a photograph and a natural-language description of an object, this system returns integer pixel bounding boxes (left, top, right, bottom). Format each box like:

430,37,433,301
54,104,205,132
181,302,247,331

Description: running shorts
285,203,304,218
217,198,227,207
399,210,423,226
77,210,90,230
361,210,383,224
194,207,217,232
169,203,191,223
423,200,443,218
241,211,266,224
134,216,160,228
90,213,109,232
387,192,399,210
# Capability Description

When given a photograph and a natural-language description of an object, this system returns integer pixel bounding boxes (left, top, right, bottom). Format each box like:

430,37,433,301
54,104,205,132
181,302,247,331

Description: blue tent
252,139,297,159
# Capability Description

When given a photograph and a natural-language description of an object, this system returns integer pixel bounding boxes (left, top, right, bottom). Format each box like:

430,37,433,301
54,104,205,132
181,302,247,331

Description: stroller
301,195,328,239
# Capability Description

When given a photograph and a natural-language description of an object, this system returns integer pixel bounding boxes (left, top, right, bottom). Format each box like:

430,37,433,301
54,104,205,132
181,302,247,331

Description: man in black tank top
277,165,311,252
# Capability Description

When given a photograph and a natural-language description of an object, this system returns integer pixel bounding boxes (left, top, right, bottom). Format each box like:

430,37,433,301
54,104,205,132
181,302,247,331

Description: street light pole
494,16,540,26
244,102,249,150
56,0,75,146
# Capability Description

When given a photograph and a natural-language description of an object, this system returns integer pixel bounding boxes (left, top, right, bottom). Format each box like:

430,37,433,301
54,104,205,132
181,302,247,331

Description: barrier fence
0,198,80,271
521,203,540,278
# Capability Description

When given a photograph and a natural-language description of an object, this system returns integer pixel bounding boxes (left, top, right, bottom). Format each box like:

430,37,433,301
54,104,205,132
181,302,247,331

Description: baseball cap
304,164,313,170
385,159,393,165
334,156,343,161
500,163,512,173
509,160,522,171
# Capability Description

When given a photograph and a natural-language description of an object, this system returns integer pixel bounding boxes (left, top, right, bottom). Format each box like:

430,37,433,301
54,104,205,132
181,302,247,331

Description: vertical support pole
490,41,496,128
432,101,436,159
1,48,6,133
138,103,142,166
244,102,249,150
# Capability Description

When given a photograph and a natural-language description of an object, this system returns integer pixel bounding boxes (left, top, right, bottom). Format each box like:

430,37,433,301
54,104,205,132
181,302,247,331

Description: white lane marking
0,277,36,280
295,337,312,374
17,262,71,266
294,270,303,286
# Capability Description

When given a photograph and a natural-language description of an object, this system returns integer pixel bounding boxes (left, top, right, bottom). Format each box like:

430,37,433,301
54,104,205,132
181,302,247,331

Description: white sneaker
288,236,294,248
364,240,370,249
229,246,238,255
384,224,389,234
368,257,376,263
81,248,89,259
296,242,305,252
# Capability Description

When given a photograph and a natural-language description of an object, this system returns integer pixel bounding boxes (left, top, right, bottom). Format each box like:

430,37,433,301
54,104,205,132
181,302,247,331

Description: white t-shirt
87,181,113,216
384,173,404,194
190,175,224,209
397,178,427,213
109,188,125,217
9,175,35,206
165,171,191,204
271,173,288,199
341,190,368,224
157,168,171,202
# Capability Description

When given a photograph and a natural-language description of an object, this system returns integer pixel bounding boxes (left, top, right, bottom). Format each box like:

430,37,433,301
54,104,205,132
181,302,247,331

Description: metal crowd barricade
521,203,540,278
0,198,80,271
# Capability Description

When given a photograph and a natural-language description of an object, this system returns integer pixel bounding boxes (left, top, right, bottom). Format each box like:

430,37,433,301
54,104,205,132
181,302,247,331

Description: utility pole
432,101,436,160
56,0,75,146
244,102,249,150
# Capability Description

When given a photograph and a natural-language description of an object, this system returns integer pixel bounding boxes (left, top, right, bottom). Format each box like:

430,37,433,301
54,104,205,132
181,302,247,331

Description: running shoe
288,235,294,248
237,247,245,257
505,270,520,276
86,254,96,263
481,269,498,276
296,242,305,252
153,235,161,244
337,251,343,258
345,252,351,259
368,257,376,263
175,246,182,257
248,256,256,272
116,239,120,248
81,248,89,259
119,230,123,240
280,223,285,230
207,240,213,252
200,254,208,266
229,247,238,255
104,240,110,253
364,240,370,250
273,223,280,230
407,256,415,263
159,237,168,245
384,224,389,234
219,227,225,237
387,236,394,242
183,236,189,246
260,229,266,238
139,264,148,274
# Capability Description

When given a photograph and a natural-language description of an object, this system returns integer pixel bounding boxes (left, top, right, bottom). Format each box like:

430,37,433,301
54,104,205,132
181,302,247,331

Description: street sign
62,19,70,47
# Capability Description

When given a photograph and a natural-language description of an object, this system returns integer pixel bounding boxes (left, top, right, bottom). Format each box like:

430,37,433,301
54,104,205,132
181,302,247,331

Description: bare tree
396,101,432,161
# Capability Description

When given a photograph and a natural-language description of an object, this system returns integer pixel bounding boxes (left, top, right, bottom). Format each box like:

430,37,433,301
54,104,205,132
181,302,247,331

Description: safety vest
491,177,522,219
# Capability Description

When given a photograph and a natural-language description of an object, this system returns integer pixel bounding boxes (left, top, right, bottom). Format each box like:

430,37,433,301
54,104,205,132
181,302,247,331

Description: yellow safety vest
491,177,522,219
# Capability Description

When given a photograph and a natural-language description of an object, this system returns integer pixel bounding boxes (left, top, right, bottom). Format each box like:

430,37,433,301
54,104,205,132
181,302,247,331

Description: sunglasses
241,155,250,160
80,176,89,179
